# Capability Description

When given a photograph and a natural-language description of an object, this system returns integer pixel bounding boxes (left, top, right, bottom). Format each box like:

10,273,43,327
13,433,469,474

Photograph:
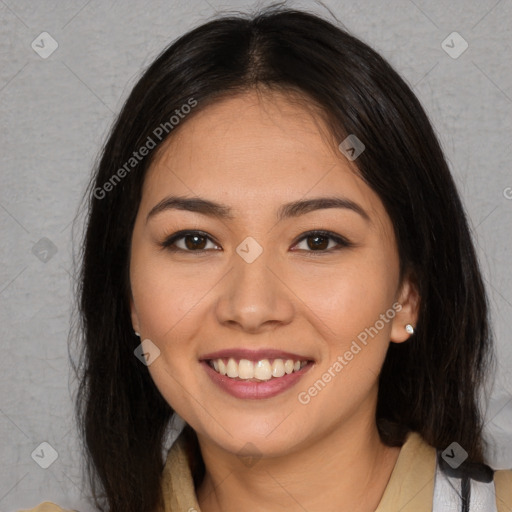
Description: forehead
141,89,386,225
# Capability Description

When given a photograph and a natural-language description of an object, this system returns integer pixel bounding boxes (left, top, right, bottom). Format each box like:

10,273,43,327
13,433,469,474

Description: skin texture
129,89,420,512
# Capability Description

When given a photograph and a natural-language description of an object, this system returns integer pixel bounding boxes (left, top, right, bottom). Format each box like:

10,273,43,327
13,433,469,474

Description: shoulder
495,469,512,512
18,502,77,512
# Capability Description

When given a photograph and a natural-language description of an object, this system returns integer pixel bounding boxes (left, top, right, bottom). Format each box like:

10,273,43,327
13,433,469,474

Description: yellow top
20,431,512,512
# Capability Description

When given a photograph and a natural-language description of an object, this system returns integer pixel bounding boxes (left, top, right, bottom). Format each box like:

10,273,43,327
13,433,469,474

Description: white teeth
284,359,294,374
238,359,254,379
272,359,285,377
254,359,272,381
209,357,309,380
226,358,239,378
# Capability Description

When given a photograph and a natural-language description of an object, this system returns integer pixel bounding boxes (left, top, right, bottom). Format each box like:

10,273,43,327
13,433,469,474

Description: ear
390,275,420,344
130,295,141,335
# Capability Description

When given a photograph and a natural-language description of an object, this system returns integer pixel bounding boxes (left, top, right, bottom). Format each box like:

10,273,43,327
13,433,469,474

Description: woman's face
129,89,418,457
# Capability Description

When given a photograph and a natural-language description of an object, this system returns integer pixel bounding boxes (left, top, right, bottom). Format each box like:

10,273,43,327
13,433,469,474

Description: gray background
1,0,511,510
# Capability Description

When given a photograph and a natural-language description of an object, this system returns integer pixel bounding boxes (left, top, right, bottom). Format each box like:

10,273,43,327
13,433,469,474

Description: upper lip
200,348,314,362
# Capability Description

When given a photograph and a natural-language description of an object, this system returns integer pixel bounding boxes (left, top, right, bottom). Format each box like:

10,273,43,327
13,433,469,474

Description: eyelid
291,230,354,251
160,230,220,251
160,229,353,253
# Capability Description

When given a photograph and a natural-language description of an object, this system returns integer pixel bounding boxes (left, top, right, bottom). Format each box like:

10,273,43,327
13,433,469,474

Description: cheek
130,244,216,339
297,251,399,345
292,253,398,410
297,279,395,419
130,248,207,416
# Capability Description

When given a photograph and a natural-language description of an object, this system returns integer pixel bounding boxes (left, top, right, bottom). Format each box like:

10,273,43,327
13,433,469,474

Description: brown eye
161,231,220,252
292,230,353,253
306,234,330,250
183,234,207,250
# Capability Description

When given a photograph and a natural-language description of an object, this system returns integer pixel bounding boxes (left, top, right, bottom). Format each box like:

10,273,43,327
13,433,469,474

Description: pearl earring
134,331,140,337
405,324,415,335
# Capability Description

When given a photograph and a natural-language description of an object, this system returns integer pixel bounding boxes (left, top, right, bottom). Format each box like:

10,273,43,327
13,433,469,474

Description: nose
214,244,295,333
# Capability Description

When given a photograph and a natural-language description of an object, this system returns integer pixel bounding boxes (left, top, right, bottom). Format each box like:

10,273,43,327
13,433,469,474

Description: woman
21,5,512,512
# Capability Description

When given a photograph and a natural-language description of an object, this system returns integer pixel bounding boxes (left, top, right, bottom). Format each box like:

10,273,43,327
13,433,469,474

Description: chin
201,416,307,457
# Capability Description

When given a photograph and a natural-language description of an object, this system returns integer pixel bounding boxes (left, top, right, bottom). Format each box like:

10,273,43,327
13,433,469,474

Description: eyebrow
146,195,370,223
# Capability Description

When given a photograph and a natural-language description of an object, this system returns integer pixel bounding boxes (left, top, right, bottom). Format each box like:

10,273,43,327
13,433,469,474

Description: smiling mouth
206,357,311,381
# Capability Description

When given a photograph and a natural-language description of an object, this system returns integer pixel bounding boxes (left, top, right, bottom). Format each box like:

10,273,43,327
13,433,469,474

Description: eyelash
159,229,354,255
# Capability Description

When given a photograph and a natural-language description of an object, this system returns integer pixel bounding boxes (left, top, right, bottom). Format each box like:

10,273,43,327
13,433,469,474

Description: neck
196,415,401,512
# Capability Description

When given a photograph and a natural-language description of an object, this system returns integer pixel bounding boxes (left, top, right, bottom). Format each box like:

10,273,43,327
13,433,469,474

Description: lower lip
201,361,314,400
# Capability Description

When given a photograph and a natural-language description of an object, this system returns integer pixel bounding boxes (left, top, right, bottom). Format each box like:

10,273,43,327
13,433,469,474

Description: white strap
433,456,498,511
469,479,498,511
433,460,465,510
